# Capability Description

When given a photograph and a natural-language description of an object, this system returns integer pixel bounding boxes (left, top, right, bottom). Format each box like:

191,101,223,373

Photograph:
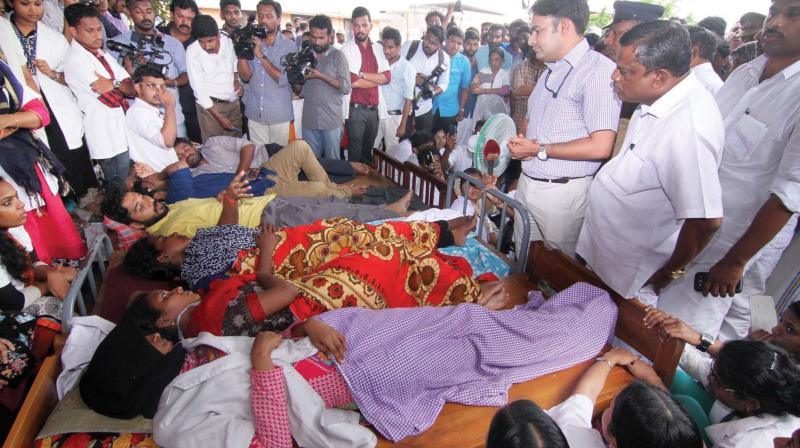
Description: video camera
282,41,317,85
413,65,445,109
230,15,267,60
107,33,172,74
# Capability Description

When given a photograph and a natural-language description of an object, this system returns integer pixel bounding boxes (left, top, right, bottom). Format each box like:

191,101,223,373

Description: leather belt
351,103,378,111
387,109,402,115
523,173,588,184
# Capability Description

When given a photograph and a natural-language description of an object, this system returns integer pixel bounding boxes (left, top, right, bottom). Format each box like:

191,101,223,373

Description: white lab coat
153,332,377,448
34,22,86,149
63,39,129,160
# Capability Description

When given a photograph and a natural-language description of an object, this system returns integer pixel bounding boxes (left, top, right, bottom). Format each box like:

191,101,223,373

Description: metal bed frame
372,149,531,274
61,234,114,333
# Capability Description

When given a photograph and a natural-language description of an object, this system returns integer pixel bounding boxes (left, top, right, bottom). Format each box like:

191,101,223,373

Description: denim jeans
303,128,343,160
98,151,130,191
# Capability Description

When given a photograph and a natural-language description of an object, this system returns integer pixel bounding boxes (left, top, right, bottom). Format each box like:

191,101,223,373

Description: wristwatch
359,71,365,79
536,143,548,161
112,79,121,89
696,333,714,352
667,267,686,279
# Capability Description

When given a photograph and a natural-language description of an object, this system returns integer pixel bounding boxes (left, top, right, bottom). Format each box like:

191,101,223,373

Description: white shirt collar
693,61,716,75
638,71,699,119
707,413,793,441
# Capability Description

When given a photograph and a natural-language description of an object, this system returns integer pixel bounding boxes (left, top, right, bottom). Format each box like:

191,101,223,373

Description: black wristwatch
696,333,714,352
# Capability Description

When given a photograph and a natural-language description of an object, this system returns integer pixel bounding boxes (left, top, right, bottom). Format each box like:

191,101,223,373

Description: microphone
484,139,501,176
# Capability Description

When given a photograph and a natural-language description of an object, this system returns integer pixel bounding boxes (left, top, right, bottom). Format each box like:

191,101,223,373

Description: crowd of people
0,0,799,445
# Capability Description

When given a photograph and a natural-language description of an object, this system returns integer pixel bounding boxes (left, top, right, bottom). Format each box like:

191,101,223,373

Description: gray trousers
346,106,379,165
261,196,399,227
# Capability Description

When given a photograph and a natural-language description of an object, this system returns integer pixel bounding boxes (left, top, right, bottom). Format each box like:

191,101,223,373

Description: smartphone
694,272,743,294
446,123,457,136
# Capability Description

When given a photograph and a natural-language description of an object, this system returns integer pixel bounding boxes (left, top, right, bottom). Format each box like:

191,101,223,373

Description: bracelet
222,193,238,206
595,357,614,368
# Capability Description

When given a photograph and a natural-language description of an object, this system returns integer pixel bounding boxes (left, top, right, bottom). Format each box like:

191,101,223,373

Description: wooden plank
4,349,63,448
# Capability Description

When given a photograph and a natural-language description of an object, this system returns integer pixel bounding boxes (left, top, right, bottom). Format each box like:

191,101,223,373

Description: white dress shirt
400,40,450,115
657,55,800,336
186,35,238,110
547,394,606,448
692,62,724,96
63,39,130,160
577,73,724,299
125,99,178,171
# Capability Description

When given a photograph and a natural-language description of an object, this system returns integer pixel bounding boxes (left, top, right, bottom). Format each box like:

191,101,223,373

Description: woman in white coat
9,0,98,198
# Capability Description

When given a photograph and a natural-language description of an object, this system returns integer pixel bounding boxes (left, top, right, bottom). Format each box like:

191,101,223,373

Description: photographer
126,65,179,172
109,0,189,137
186,14,242,141
237,0,296,147
401,25,450,133
300,15,351,160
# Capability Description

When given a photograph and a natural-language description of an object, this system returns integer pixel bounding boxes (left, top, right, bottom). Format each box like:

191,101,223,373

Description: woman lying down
79,283,619,447
124,216,510,338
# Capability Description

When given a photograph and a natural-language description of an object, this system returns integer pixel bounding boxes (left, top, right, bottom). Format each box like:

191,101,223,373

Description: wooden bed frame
372,149,447,209
5,242,684,448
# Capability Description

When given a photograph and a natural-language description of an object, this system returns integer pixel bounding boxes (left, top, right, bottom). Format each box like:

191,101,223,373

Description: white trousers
512,174,592,259
249,120,290,146
374,114,403,151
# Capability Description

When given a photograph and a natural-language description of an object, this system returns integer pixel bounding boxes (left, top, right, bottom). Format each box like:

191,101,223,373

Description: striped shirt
523,39,621,179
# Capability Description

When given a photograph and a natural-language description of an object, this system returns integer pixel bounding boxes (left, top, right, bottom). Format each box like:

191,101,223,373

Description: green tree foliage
153,0,171,23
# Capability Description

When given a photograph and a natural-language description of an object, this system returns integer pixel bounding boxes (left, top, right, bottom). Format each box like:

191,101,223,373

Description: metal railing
61,234,114,333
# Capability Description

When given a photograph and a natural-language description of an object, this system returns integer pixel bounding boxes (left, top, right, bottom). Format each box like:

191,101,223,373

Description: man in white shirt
508,0,620,258
376,27,415,151
63,3,135,190
577,21,724,303
688,25,724,96
186,14,242,142
658,0,800,340
127,66,179,172
401,25,450,133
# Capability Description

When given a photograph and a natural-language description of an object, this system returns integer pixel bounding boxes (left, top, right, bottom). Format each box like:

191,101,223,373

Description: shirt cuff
771,177,800,213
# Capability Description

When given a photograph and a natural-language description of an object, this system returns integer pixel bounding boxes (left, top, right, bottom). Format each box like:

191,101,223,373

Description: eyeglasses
140,82,166,91
542,65,573,99
709,362,736,394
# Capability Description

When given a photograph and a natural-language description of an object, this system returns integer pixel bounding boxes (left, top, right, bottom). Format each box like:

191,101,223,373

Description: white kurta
63,39,129,160
125,99,178,171
577,73,724,300
34,22,86,149
657,56,800,337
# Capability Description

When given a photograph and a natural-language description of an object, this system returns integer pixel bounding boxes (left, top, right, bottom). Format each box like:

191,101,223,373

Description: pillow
37,387,153,438
56,315,116,399
103,217,148,250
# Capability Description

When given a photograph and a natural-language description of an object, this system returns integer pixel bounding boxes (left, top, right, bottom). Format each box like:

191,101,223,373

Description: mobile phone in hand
694,272,743,294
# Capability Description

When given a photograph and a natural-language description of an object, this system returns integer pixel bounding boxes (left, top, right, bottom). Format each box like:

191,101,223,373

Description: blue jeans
98,151,130,191
303,128,343,160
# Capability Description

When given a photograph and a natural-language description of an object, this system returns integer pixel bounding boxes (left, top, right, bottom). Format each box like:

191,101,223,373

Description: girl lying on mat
122,216,511,337
79,283,618,446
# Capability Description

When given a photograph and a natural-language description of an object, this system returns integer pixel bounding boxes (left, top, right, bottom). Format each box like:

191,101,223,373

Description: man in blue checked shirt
433,26,472,135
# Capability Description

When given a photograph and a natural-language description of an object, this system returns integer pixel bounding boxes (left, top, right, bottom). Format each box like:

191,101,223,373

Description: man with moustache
126,66,180,172
376,27,415,151
238,0,296,147
576,21,724,304
300,15,352,159
658,0,800,340
110,0,189,137
341,6,391,165
457,28,481,145
508,0,620,258
474,23,513,71
157,0,201,142
63,3,135,190
401,25,450,133
433,26,472,133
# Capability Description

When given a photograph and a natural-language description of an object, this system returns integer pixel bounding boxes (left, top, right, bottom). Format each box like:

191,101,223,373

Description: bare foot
350,162,371,175
445,215,472,231
386,191,413,214
477,281,511,310
344,183,368,197
449,215,477,246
